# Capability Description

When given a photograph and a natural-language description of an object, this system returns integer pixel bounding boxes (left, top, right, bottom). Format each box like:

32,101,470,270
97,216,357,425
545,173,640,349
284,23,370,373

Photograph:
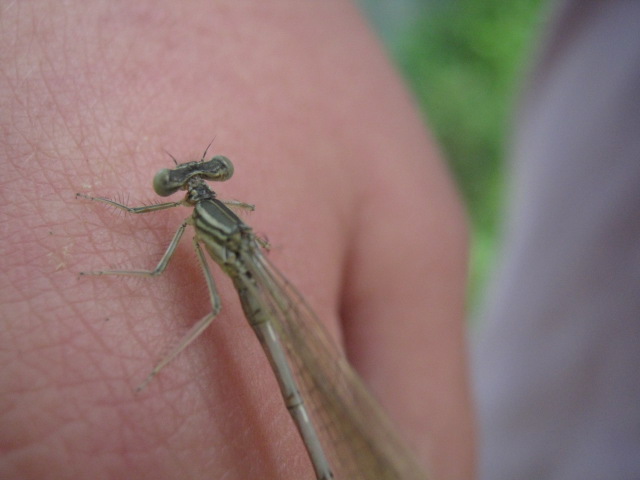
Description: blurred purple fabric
473,1,640,478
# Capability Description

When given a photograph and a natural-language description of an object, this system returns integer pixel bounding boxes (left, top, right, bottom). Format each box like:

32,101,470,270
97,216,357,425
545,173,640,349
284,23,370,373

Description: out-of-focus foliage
361,0,549,309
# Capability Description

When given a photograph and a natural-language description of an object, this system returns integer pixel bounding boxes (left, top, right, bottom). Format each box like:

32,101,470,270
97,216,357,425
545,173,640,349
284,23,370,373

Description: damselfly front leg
77,193,237,390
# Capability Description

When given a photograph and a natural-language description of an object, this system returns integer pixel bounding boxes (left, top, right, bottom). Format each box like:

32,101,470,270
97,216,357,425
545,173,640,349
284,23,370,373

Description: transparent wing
246,248,430,480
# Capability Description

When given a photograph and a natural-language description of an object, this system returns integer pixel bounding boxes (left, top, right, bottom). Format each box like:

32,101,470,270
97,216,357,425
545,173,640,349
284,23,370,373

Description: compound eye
153,168,181,196
202,155,234,182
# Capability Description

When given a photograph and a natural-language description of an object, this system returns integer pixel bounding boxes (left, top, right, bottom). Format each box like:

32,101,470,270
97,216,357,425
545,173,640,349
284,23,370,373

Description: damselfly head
153,155,235,197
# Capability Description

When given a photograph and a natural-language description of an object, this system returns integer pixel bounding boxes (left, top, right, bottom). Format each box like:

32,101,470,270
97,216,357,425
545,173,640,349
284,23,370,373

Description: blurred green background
358,0,549,312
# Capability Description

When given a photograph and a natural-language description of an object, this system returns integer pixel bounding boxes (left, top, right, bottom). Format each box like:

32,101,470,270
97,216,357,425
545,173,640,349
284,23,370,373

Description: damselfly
77,147,429,479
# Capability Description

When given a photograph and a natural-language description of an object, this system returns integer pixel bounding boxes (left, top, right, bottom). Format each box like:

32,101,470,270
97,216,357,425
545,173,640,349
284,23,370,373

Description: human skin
0,1,474,479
